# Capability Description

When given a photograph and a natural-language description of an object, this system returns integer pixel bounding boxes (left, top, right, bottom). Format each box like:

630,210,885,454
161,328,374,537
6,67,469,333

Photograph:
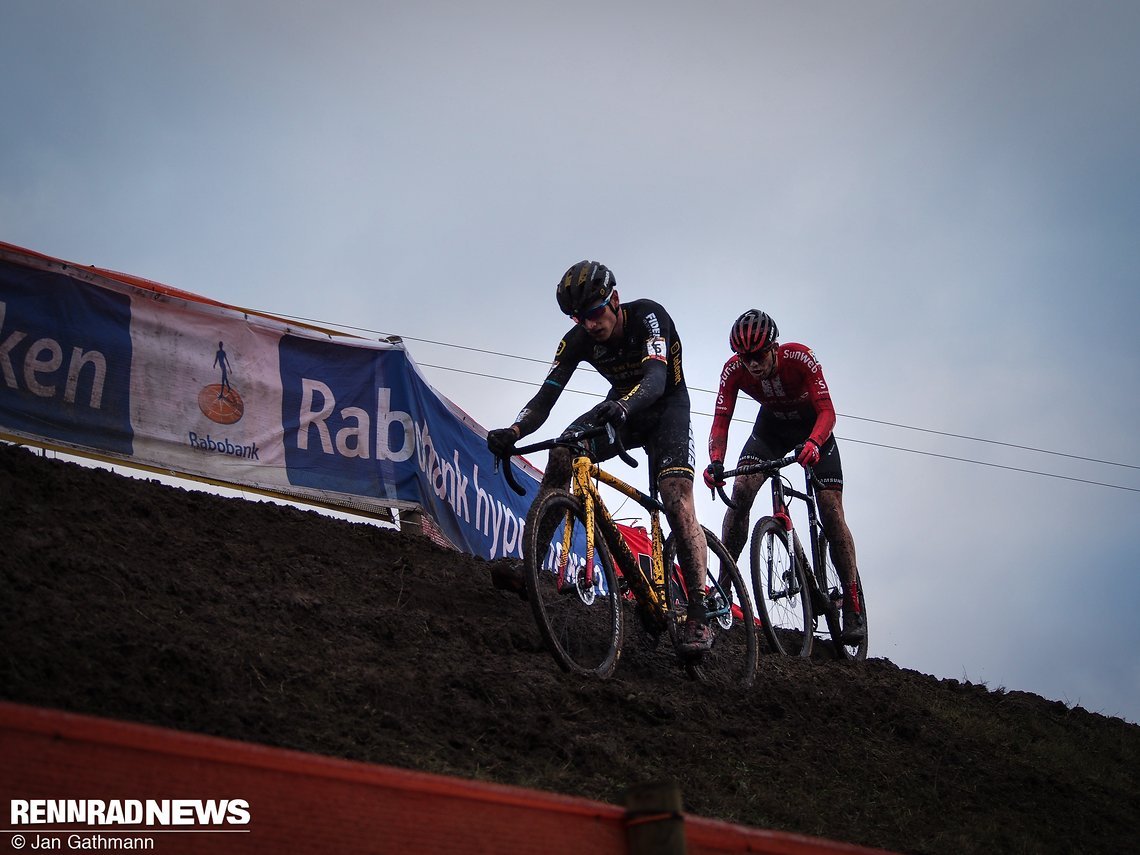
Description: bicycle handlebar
713,452,801,510
494,424,638,496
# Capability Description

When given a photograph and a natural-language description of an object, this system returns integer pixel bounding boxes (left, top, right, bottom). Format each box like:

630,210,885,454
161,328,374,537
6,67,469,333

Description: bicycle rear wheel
523,489,623,678
816,534,868,661
749,517,812,657
664,526,758,689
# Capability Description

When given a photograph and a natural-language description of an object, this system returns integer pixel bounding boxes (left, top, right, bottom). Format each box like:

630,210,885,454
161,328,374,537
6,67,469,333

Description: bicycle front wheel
750,517,812,657
523,489,623,678
816,534,869,661
665,526,758,690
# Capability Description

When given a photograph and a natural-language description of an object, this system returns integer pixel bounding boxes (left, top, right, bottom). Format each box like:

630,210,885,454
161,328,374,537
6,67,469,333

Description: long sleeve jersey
513,299,686,437
707,342,836,464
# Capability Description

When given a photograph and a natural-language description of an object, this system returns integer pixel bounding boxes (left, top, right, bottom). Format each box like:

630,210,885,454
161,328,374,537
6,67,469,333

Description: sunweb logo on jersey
197,340,244,425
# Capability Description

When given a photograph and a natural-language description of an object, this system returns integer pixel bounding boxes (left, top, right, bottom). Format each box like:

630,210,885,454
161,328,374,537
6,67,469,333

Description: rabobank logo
198,340,244,425
186,340,258,460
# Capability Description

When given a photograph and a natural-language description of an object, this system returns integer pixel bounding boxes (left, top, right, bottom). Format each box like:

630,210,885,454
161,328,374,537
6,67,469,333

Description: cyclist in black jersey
487,260,713,653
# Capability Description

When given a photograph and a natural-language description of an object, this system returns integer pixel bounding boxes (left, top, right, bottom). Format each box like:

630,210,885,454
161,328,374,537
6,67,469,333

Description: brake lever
611,428,638,468
493,453,526,496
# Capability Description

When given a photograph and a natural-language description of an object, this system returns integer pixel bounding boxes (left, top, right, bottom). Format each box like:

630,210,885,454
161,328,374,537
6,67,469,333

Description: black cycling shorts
739,413,843,491
569,392,696,485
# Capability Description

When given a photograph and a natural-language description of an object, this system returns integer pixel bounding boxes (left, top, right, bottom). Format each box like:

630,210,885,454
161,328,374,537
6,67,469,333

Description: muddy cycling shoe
491,561,527,600
679,618,713,654
841,607,865,644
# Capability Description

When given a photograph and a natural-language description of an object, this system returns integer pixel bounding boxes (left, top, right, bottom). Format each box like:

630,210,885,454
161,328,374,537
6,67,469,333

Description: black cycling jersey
514,298,695,481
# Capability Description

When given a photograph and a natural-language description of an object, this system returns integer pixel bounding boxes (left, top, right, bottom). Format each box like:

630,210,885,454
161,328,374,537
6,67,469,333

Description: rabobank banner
0,242,537,560
0,259,133,454
277,334,533,558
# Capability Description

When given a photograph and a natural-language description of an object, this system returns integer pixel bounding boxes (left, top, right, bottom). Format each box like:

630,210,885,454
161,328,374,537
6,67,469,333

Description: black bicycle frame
721,458,830,609
783,470,822,570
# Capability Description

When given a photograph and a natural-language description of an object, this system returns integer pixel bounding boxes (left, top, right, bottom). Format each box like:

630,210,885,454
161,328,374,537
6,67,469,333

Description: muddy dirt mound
2,441,1137,853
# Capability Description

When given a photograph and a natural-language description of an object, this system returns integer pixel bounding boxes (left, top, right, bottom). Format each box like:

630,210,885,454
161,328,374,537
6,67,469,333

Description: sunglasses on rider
740,345,775,365
572,296,611,324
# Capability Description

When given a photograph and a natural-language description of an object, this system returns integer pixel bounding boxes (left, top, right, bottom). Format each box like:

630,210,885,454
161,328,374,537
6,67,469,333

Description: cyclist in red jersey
487,261,714,653
704,309,865,643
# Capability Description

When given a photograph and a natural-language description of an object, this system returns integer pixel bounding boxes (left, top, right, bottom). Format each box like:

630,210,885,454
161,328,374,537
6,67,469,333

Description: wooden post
624,781,686,855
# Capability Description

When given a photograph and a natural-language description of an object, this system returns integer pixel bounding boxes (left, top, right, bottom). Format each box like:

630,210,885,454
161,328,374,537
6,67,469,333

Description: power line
365,326,1135,471
825,415,1138,470
413,362,1139,493
265,312,1139,488
840,439,1140,493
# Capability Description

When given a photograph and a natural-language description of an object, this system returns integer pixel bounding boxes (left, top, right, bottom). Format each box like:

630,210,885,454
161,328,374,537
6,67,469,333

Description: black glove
588,399,628,428
487,427,518,458
703,460,725,490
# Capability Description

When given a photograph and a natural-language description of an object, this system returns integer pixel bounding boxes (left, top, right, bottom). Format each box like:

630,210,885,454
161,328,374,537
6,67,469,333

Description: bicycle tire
749,517,813,657
523,489,624,678
664,526,758,689
816,533,869,661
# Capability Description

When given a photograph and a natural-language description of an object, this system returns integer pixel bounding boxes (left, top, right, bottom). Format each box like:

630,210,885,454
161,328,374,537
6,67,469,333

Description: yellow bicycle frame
565,453,667,614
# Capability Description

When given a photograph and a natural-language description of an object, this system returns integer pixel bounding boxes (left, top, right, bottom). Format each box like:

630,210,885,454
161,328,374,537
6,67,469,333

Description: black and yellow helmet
556,260,615,317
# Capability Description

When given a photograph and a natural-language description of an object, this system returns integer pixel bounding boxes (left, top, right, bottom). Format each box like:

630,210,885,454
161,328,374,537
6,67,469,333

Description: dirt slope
2,441,1137,854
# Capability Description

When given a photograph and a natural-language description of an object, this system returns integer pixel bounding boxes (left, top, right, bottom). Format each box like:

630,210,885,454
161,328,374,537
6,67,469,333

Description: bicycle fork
550,467,609,603
770,505,803,604
552,503,598,604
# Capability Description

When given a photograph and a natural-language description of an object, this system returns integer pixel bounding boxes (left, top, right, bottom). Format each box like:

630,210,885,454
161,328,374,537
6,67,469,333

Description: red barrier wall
0,702,891,854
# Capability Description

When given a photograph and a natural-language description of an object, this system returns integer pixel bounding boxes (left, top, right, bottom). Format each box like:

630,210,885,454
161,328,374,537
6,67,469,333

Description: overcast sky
3,1,1138,724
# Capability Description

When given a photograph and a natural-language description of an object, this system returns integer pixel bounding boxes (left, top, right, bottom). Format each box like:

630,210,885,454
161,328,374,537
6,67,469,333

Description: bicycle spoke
524,490,623,678
749,518,812,657
817,537,868,661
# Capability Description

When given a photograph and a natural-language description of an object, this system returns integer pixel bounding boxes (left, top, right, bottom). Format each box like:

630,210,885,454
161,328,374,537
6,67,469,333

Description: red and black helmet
556,260,615,317
729,309,779,354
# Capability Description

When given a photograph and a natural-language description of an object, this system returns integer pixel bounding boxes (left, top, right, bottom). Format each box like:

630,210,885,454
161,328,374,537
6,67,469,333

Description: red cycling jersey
708,342,836,464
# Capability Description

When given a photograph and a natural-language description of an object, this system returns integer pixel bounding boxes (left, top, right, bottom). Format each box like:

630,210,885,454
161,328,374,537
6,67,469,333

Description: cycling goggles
572,296,611,324
739,345,775,365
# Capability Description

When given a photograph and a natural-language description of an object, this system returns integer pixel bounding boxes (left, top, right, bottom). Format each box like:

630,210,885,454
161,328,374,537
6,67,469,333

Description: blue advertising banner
0,260,133,454
0,241,544,563
280,334,535,559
